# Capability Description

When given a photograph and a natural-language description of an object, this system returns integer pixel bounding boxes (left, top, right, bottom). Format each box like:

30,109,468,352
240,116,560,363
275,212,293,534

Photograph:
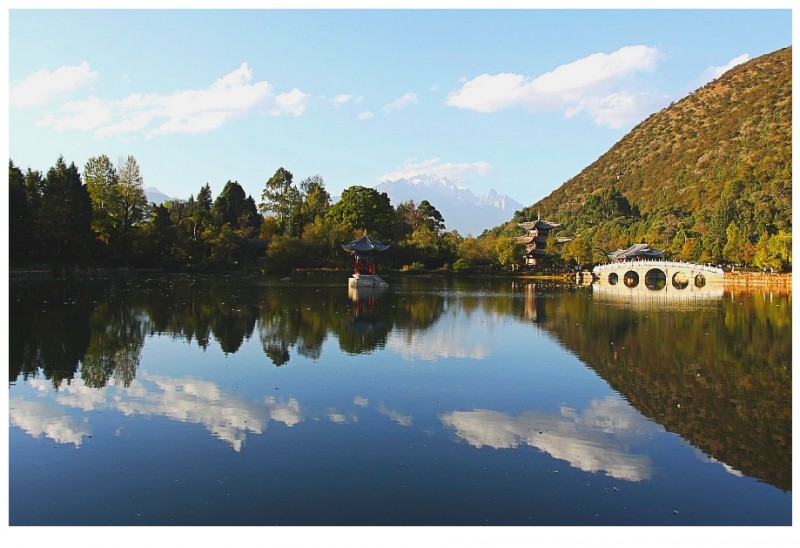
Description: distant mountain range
375,174,523,236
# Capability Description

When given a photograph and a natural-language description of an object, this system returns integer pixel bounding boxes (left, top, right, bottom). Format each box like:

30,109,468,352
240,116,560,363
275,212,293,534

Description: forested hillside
505,46,792,269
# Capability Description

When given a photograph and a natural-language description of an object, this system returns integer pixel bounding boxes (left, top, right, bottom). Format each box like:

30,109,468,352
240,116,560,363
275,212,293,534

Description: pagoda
342,233,390,287
517,218,562,267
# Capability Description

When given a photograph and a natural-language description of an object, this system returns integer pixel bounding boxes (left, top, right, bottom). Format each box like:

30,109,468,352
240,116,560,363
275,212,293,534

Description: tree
753,230,792,272
260,167,300,231
752,231,782,271
767,230,792,271
114,155,149,261
299,174,331,223
23,168,45,258
494,237,524,269
138,204,178,268
578,186,635,225
417,200,446,233
39,156,93,262
8,161,33,261
84,154,119,247
457,235,496,267
722,221,747,264
301,216,351,267
197,183,213,212
214,180,250,229
326,185,396,238
564,233,594,267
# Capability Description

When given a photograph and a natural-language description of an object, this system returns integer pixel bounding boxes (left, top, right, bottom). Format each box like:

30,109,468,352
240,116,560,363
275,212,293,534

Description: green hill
506,46,792,269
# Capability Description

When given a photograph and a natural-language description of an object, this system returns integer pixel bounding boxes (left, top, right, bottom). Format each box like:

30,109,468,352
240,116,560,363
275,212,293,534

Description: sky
5,4,795,209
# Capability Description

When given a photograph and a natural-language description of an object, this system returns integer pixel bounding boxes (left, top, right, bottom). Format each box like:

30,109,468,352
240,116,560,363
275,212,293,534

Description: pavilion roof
342,234,390,253
518,220,561,231
607,243,663,260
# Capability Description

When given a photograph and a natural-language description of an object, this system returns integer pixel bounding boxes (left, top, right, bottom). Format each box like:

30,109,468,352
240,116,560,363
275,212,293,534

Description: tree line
8,156,528,274
11,155,789,274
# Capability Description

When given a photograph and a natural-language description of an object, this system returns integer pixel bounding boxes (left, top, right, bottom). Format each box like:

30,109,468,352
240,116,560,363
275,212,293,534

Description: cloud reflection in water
440,396,661,481
11,373,306,452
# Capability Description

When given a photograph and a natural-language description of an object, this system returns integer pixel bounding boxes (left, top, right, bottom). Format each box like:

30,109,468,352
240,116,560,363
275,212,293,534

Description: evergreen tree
39,156,93,262
8,161,33,261
213,180,249,228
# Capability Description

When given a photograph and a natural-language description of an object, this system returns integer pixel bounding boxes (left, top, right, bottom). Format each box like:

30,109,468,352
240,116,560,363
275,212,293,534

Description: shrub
452,259,472,273
401,262,426,272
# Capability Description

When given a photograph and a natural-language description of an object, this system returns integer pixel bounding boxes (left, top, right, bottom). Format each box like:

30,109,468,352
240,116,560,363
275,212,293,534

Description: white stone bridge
590,260,725,291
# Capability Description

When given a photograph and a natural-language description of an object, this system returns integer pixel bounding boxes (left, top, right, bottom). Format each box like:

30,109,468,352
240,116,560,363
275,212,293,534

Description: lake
7,273,792,526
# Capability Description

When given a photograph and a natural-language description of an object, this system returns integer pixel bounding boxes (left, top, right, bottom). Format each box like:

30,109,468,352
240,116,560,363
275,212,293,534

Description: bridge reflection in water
591,260,724,301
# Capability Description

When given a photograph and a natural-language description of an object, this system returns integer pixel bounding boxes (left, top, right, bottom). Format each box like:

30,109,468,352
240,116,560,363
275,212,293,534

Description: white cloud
331,94,363,107
10,61,98,107
448,72,529,113
381,92,418,114
700,53,751,83
38,96,113,132
378,158,493,183
358,110,374,120
33,62,309,138
566,91,662,130
271,88,310,117
446,45,660,127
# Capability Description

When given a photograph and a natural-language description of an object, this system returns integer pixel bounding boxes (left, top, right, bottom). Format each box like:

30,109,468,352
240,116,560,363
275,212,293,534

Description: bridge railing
592,260,724,275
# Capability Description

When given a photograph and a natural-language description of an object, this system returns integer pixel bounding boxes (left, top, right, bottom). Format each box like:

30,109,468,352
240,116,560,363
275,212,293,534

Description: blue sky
6,6,794,208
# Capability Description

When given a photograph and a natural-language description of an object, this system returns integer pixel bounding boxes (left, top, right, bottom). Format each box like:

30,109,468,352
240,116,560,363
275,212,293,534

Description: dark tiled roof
342,234,390,253
607,243,663,260
518,220,561,231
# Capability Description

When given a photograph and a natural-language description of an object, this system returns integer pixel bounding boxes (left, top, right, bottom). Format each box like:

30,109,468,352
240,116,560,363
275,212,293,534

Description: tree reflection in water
9,275,791,491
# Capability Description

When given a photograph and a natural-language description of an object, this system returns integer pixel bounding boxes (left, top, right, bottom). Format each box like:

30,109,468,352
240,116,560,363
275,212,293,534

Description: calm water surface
8,274,791,525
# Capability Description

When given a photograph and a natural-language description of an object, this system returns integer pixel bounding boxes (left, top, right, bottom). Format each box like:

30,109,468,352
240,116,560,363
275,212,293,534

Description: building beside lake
517,218,563,267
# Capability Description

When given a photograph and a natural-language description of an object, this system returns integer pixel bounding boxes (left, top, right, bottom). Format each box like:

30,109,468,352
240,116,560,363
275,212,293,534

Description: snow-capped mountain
375,174,523,236
144,187,174,205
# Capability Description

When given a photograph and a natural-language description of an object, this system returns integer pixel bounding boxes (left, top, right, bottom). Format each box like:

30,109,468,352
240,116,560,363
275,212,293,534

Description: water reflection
9,275,791,491
592,276,725,308
11,373,305,451
9,398,92,447
538,286,792,491
441,396,659,481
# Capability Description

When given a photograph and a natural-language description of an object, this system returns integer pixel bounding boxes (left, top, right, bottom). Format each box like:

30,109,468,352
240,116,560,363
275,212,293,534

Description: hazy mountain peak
375,174,522,236
144,187,175,205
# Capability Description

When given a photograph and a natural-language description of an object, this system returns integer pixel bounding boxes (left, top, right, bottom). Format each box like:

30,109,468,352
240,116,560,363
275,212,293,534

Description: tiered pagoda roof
518,220,561,232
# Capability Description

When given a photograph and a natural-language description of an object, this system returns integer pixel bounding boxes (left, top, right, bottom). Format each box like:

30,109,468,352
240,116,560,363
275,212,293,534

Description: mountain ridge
375,175,523,236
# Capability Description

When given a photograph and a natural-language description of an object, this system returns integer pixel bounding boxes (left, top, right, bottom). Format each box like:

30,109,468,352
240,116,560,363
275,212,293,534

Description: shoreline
7,265,793,292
